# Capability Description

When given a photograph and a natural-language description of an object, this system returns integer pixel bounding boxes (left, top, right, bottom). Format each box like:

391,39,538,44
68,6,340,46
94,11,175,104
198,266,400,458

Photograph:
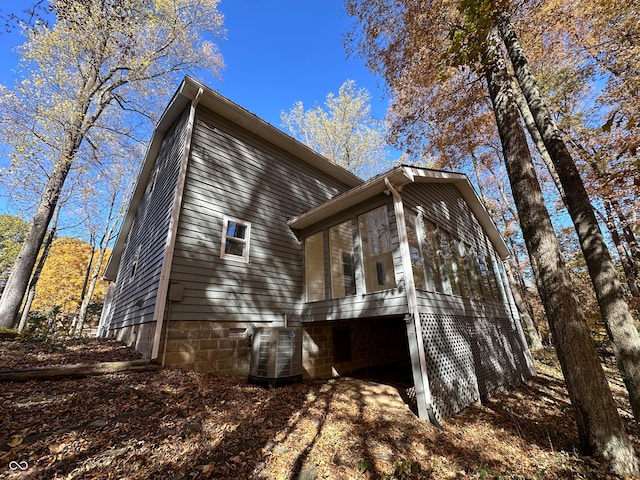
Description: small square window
220,216,251,263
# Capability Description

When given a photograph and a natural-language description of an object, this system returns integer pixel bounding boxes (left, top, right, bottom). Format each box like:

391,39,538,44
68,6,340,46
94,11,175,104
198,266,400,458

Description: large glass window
358,205,396,293
465,245,485,300
485,250,501,300
220,215,251,263
477,250,498,300
329,221,356,298
451,238,472,298
405,210,426,290
305,231,326,302
420,218,444,293
435,228,454,295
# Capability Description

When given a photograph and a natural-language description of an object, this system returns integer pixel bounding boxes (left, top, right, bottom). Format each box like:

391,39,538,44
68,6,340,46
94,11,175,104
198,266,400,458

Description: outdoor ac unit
249,327,303,386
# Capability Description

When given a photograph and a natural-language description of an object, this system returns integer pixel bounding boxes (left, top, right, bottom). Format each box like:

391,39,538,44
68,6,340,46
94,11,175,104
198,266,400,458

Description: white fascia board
288,166,411,230
103,90,190,280
288,166,462,230
183,76,363,188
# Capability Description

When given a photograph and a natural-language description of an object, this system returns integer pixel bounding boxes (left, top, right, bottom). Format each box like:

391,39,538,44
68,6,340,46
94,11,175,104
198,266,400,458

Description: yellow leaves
31,237,110,317
7,435,24,448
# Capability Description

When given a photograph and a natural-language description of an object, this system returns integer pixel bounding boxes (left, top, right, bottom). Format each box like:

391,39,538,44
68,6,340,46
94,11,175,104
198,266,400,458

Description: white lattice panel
420,313,533,421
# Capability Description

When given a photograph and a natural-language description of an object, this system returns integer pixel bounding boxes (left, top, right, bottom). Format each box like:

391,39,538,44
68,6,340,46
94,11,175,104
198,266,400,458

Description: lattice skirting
419,313,534,420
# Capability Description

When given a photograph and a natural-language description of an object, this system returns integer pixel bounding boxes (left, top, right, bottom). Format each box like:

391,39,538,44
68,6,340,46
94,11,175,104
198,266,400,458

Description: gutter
150,88,203,360
384,177,440,427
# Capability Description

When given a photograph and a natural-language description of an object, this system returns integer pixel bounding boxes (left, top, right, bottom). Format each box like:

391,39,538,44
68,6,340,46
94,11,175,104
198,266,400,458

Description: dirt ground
0,337,638,479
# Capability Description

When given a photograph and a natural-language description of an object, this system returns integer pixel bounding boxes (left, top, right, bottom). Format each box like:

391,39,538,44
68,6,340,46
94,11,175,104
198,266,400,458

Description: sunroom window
405,210,426,290
420,218,444,293
329,220,356,298
358,205,396,293
220,215,251,263
305,231,326,302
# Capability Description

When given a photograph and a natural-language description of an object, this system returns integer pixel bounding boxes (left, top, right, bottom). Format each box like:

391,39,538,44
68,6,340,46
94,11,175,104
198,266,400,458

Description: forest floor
0,337,639,480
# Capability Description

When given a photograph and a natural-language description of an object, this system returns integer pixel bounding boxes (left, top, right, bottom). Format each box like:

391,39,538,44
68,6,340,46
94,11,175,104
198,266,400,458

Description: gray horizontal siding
299,290,409,322
106,106,191,329
415,290,511,318
167,105,352,326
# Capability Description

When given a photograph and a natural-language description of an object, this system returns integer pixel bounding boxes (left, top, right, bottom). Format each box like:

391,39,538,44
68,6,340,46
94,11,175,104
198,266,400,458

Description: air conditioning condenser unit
249,327,303,386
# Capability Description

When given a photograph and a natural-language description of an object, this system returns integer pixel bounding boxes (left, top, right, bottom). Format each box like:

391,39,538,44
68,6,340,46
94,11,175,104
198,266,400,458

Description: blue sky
211,0,390,126
0,0,389,131
0,0,394,220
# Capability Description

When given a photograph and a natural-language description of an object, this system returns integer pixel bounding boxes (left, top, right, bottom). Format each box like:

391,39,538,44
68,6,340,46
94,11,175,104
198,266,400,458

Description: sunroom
289,165,535,421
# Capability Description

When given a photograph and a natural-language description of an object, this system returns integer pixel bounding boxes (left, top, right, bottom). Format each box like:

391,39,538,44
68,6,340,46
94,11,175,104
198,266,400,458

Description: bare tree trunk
602,202,640,297
70,237,96,335
75,188,123,335
499,13,640,424
17,208,60,333
0,142,78,328
471,152,543,349
612,199,640,273
485,33,639,476
512,78,566,202
75,247,103,336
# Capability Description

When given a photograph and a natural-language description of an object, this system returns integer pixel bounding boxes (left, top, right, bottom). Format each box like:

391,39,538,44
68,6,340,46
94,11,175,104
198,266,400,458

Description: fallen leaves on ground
0,338,638,479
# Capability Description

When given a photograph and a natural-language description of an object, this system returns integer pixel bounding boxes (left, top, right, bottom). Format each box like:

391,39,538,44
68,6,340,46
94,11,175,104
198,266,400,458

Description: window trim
220,215,251,263
304,230,326,302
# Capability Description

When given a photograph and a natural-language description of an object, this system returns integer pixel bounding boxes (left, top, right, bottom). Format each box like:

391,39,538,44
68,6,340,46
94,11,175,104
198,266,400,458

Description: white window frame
220,215,251,263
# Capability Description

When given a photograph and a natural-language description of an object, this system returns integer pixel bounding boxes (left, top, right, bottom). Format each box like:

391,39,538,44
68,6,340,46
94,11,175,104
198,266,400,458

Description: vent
249,327,303,386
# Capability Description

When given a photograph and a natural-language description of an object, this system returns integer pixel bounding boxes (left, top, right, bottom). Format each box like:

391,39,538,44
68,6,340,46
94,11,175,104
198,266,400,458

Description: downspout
384,177,439,426
150,88,204,360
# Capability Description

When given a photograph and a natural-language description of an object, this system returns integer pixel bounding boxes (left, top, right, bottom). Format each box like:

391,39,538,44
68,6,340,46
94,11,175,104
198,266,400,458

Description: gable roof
288,165,510,259
104,76,363,280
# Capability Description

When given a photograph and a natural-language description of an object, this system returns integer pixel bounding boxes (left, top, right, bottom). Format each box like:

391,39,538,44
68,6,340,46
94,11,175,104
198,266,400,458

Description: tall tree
17,205,60,333
345,1,639,474
0,0,225,328
0,214,29,295
497,11,640,423
484,31,638,475
281,79,392,178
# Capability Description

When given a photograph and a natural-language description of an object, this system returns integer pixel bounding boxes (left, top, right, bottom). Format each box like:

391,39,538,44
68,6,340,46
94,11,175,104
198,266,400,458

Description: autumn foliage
29,237,109,322
1,338,638,479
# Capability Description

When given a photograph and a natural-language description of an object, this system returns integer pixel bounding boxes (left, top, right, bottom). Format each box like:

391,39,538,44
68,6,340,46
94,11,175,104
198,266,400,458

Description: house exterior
99,76,535,421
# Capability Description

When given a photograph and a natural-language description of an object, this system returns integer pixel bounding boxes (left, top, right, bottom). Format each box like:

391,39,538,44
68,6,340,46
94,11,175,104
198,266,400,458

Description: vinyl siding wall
167,106,353,328
102,106,191,352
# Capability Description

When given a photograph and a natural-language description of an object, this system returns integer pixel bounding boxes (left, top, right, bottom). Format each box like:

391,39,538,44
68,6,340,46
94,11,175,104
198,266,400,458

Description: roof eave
104,76,363,280
288,165,510,259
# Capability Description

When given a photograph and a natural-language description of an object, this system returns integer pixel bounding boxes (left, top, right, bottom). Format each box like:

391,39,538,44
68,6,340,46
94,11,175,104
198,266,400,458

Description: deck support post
385,177,436,423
